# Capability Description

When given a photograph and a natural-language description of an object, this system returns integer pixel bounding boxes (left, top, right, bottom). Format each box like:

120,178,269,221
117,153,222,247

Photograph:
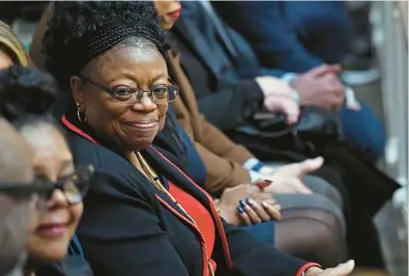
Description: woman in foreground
0,66,92,275
42,1,354,275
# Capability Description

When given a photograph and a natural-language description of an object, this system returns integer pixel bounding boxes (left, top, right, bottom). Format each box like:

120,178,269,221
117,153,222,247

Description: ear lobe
70,76,85,106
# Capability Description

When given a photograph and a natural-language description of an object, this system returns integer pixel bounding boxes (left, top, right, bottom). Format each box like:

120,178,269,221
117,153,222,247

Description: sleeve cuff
296,262,322,276
280,73,300,105
248,170,262,182
280,72,298,83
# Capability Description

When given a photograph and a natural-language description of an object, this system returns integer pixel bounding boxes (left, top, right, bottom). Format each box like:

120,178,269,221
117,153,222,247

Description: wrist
297,263,322,276
304,266,323,276
290,88,300,105
258,165,277,176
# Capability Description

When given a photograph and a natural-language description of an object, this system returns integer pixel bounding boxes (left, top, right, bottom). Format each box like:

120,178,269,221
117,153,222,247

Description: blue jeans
340,100,386,160
284,1,353,64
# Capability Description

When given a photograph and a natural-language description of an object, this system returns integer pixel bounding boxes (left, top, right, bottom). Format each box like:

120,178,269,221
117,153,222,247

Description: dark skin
71,43,168,155
68,34,352,276
70,41,168,174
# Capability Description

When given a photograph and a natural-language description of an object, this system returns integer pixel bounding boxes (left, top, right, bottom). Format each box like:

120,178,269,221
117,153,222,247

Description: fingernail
246,198,255,205
239,200,246,207
261,202,268,208
275,205,281,210
347,260,355,266
237,206,244,213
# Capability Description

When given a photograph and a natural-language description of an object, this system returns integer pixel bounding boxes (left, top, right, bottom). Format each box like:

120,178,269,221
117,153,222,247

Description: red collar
62,114,98,144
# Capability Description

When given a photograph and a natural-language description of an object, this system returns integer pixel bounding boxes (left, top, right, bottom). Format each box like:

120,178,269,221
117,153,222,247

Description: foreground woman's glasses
0,165,94,210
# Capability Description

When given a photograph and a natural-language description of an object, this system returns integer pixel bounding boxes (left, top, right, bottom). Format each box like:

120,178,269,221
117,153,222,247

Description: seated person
0,118,38,276
31,1,346,267
0,66,93,276
157,1,388,268
213,0,386,160
40,1,354,275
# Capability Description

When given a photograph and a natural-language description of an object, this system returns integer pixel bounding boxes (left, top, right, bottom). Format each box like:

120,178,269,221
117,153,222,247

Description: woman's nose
46,189,68,210
132,92,157,112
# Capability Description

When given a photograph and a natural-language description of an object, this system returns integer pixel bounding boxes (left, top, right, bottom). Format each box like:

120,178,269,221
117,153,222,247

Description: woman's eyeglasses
37,165,95,207
0,165,94,210
79,75,179,106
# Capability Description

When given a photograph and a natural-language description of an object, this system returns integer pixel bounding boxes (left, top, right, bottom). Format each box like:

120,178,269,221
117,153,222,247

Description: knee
293,2,351,37
309,212,346,267
276,209,346,267
340,102,386,158
303,175,343,210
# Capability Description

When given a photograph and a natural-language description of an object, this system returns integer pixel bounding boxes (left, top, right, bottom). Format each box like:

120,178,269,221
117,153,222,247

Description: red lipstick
168,8,181,20
36,223,68,237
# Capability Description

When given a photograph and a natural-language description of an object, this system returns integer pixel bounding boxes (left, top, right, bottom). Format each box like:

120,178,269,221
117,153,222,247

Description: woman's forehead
88,45,167,80
20,124,71,160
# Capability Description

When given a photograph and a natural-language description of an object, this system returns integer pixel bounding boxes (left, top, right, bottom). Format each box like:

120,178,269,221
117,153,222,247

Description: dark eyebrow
151,73,168,84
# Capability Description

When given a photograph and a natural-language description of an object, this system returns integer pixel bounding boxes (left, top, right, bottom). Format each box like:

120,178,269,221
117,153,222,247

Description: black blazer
172,2,286,131
62,114,309,276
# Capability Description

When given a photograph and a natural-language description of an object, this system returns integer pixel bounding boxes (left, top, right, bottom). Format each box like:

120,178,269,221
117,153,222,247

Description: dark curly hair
42,1,170,87
0,65,61,131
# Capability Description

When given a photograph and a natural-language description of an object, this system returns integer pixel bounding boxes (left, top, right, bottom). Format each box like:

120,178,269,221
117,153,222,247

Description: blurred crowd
0,1,402,276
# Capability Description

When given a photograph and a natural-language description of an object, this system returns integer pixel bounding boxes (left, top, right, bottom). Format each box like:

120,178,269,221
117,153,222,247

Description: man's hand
255,75,293,98
259,157,324,195
255,76,300,124
305,260,355,276
291,64,345,110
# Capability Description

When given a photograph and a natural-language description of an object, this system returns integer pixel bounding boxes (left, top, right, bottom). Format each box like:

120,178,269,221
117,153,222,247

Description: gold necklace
135,152,215,276
135,152,197,225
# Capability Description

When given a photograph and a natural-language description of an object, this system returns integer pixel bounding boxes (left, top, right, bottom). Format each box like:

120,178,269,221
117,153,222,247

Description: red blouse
169,181,217,271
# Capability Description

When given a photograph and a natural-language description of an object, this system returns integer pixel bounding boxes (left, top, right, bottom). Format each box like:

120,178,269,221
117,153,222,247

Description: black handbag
228,107,400,215
229,106,342,161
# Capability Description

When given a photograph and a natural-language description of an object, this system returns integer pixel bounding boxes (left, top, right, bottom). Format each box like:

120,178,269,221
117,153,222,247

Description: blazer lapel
62,114,232,269
174,7,221,77
147,146,233,269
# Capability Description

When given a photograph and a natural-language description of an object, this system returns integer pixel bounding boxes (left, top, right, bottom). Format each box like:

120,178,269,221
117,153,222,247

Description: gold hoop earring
76,104,87,124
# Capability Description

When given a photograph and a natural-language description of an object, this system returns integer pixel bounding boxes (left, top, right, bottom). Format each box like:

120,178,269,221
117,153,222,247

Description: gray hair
0,118,34,275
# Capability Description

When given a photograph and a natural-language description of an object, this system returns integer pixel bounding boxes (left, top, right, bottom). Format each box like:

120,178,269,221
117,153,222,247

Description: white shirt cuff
242,158,260,170
248,170,262,182
280,72,298,83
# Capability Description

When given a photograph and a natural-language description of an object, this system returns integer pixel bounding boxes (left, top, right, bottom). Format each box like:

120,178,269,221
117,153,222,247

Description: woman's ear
70,76,85,107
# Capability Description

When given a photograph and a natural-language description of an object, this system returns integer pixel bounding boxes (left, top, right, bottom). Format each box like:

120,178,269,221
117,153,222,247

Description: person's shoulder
66,131,156,200
66,131,119,169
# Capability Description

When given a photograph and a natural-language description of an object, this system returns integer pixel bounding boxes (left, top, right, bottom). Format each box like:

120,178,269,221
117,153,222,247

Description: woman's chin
30,246,68,262
128,137,155,151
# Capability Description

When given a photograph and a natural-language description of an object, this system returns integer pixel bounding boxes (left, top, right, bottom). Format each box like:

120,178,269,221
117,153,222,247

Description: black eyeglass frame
78,75,179,104
0,181,53,198
0,165,94,205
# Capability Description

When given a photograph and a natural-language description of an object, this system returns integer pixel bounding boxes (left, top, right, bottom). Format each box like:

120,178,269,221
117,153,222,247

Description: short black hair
0,65,62,131
42,1,169,87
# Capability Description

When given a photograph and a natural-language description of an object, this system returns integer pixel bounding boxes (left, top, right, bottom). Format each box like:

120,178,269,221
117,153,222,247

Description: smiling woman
37,1,355,276
0,65,91,274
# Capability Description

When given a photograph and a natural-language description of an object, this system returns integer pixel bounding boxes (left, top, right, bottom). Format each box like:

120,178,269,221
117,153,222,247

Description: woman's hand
215,184,281,226
257,157,324,195
262,172,313,194
305,260,355,276
237,198,281,225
